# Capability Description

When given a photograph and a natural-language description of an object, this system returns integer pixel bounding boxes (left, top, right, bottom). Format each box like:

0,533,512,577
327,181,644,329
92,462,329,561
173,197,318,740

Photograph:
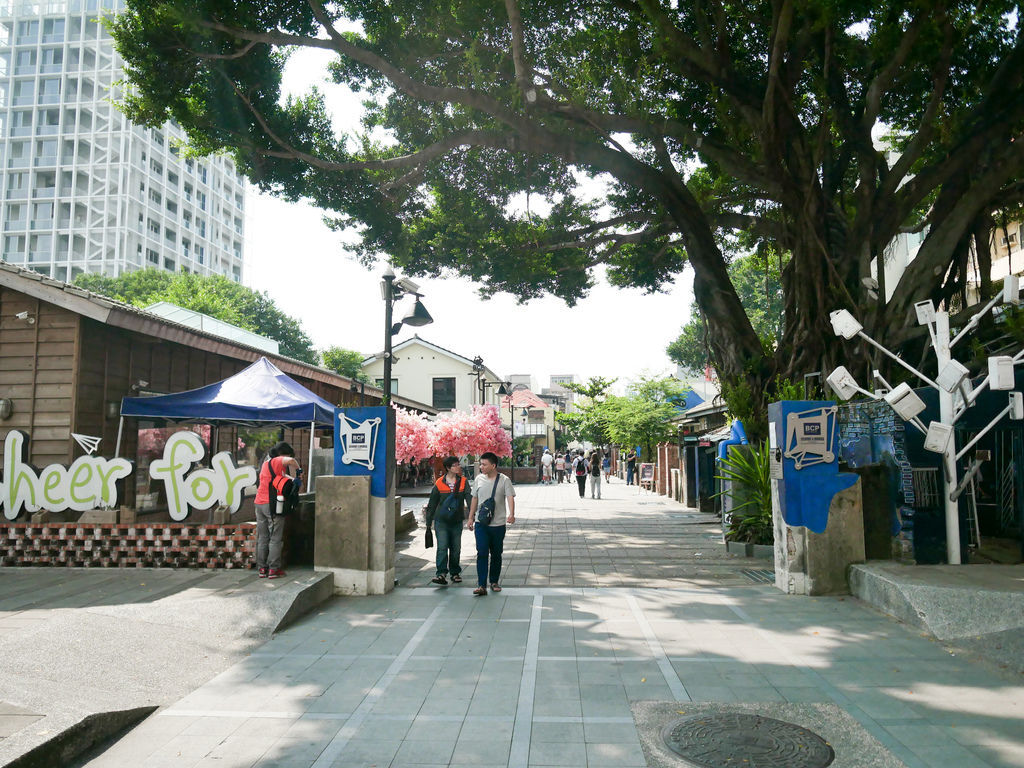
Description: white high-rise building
0,0,245,283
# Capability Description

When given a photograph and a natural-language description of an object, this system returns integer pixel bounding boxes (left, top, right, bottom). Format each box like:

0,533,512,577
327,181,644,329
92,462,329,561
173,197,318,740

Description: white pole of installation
934,311,962,565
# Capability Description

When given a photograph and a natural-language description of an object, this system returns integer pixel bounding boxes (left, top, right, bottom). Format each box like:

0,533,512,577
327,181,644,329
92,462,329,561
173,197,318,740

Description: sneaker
258,567,268,578
267,569,286,579
431,575,448,585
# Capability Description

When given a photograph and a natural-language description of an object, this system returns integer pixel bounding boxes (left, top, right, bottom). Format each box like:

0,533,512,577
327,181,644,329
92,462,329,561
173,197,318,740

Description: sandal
451,574,462,583
490,583,502,592
473,587,487,596
431,575,447,585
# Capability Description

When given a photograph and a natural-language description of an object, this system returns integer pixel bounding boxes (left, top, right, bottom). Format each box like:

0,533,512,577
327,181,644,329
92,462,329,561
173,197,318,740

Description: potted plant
715,440,775,558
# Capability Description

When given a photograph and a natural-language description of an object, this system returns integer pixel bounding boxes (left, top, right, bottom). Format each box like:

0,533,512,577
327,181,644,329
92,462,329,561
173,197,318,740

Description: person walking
468,451,516,595
541,448,553,485
254,441,299,579
589,449,602,499
424,456,471,585
555,453,566,483
572,450,589,498
602,451,612,483
626,448,639,486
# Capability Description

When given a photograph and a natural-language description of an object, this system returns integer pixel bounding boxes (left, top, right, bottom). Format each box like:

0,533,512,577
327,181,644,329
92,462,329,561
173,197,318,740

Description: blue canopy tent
117,357,335,477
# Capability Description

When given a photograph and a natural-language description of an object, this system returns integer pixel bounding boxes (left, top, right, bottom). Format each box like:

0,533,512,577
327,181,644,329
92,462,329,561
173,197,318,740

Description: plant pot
751,543,774,560
726,540,752,557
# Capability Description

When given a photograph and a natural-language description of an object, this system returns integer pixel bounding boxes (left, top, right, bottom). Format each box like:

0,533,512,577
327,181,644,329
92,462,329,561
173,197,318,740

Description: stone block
774,478,865,595
313,476,394,595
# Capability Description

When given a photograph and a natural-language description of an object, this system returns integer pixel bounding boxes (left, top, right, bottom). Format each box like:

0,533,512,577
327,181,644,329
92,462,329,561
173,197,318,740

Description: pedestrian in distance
589,449,602,499
424,456,471,585
468,451,516,595
541,448,553,485
602,451,611,483
254,441,299,579
626,448,639,486
555,453,566,483
572,449,589,498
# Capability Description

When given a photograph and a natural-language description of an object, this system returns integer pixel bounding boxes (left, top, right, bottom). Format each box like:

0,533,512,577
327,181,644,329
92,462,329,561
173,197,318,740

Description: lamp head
884,382,927,421
829,309,862,339
402,298,433,327
826,365,860,400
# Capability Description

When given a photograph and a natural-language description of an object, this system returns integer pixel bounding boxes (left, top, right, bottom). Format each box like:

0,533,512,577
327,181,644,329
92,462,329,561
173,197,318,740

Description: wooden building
0,261,431,512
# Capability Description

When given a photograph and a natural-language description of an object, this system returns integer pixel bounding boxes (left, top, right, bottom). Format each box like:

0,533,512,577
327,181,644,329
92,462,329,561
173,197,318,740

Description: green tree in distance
555,376,617,445
75,270,319,364
111,1,1024,437
669,249,785,374
321,345,368,381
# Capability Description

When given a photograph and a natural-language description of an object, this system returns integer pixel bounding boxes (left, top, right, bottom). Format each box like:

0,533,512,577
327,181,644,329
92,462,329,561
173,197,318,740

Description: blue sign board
770,400,858,534
334,407,390,498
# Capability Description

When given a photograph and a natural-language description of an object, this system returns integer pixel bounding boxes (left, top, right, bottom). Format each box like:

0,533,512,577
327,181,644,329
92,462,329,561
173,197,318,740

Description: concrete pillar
314,475,395,595
773,478,865,595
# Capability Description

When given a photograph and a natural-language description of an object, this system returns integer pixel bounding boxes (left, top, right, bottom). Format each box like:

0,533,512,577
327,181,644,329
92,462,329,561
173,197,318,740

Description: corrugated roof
0,260,435,414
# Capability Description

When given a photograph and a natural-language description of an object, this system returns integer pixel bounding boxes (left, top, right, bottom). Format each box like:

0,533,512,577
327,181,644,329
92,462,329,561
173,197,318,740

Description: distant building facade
361,335,505,412
0,0,246,282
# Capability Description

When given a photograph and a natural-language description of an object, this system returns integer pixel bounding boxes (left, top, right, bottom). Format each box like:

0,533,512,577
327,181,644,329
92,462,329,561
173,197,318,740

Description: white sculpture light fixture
825,274,1024,564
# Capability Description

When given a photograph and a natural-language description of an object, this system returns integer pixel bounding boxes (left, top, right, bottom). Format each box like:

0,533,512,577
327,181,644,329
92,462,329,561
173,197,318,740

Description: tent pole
308,421,315,493
114,416,124,458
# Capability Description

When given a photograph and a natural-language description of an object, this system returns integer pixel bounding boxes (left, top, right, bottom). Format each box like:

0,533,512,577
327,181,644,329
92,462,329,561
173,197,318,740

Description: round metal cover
661,713,835,768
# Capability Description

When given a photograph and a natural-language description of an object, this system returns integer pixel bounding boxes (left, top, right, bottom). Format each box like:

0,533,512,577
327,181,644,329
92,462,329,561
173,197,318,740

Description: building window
375,378,398,394
432,377,457,410
146,248,159,264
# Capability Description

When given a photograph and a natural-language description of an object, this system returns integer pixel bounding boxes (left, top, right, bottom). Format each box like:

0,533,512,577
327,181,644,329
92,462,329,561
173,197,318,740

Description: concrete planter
725,540,775,559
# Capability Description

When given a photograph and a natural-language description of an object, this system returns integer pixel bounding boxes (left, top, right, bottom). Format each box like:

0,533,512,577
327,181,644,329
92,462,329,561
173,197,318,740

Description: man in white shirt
468,451,516,595
540,449,553,484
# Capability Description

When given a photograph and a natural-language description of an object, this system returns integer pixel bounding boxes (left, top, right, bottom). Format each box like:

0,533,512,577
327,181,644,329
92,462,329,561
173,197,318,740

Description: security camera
826,366,860,400
829,309,862,340
396,276,421,294
14,311,34,324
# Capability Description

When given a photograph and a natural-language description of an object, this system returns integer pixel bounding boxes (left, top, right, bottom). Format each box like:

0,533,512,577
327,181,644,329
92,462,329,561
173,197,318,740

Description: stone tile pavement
80,481,1024,768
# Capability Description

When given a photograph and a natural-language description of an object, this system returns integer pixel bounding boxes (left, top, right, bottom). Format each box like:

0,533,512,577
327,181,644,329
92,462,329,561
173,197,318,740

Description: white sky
242,49,693,387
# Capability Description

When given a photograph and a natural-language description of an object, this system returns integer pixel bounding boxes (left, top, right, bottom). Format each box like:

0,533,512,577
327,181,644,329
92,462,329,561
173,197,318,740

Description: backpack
575,457,587,476
266,457,300,517
434,477,465,524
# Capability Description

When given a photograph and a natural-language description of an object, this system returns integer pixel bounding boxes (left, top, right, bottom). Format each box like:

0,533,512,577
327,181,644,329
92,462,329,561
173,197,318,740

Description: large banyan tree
112,1,1024,432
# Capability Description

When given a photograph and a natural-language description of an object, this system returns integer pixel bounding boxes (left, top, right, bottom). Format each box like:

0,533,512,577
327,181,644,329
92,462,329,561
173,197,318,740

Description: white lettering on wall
1,431,133,520
148,431,257,521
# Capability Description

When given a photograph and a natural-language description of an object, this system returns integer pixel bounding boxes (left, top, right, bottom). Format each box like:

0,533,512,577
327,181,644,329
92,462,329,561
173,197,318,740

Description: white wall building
362,335,505,413
0,0,246,283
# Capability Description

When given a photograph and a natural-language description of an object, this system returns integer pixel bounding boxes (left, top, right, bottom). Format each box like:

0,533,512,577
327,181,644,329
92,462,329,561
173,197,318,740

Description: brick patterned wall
0,524,255,568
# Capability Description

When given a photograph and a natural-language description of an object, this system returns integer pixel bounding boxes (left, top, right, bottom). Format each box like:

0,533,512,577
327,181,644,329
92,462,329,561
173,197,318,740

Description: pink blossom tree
394,407,433,464
394,404,511,465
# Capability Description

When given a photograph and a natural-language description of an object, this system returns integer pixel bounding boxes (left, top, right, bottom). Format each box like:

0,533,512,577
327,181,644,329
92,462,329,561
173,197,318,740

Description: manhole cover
661,713,835,767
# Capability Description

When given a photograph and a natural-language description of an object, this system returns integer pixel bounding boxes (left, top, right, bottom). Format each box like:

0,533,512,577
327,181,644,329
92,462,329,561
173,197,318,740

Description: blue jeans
434,520,463,577
474,524,506,586
627,465,636,485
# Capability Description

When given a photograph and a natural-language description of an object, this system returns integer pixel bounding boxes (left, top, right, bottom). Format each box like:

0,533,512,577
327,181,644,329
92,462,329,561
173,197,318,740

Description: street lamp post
380,266,433,404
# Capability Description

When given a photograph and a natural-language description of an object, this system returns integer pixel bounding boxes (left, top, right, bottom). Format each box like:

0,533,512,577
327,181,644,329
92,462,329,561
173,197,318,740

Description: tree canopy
75,269,319,363
321,345,368,381
111,1,1024,435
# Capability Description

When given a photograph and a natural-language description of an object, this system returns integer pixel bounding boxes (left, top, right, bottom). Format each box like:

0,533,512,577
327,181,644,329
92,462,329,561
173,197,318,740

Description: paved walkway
81,481,1023,768
0,568,331,766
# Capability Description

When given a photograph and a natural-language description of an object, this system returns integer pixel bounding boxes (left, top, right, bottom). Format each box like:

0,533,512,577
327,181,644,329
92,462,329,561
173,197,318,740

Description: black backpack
266,457,300,516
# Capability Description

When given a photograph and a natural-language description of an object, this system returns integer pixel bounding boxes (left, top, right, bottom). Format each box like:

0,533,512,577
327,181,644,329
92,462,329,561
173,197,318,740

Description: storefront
0,262,432,566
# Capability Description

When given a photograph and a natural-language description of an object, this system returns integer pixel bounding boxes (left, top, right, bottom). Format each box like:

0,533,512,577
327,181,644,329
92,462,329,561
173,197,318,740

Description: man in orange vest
424,456,472,585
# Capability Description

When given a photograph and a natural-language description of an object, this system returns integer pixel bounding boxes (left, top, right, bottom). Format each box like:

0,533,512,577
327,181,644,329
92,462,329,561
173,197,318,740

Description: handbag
477,475,501,525
425,527,434,548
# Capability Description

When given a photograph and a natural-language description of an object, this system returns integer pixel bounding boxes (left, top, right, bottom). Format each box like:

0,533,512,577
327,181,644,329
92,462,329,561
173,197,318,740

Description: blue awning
120,357,335,428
